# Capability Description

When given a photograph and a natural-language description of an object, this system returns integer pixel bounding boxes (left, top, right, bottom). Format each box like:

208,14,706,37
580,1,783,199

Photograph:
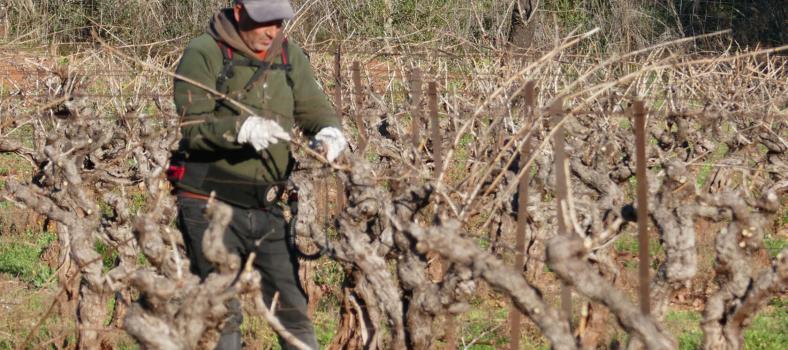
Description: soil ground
0,48,785,350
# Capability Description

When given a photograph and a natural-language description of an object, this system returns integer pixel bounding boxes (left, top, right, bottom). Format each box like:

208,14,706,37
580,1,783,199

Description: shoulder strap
214,37,294,93
215,41,235,93
281,39,288,65
282,39,294,89
242,34,292,91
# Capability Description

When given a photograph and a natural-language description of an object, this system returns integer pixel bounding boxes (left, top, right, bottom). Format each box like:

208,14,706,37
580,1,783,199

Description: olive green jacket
172,11,338,206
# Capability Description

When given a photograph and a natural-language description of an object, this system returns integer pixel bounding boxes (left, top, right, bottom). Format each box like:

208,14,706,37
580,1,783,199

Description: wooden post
634,100,651,315
351,61,367,152
551,97,572,321
509,81,535,350
409,68,423,149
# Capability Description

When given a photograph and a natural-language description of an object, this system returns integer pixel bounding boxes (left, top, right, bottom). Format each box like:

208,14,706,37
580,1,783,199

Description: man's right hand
237,116,291,152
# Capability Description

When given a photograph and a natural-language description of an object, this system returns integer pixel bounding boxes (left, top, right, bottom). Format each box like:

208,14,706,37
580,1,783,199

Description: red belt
177,190,212,201
176,190,276,211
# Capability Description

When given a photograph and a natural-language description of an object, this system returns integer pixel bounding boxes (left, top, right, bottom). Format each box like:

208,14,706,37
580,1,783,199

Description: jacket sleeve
174,40,246,152
288,43,341,135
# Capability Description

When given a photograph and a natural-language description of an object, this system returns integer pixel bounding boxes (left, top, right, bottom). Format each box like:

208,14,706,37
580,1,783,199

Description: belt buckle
263,184,283,207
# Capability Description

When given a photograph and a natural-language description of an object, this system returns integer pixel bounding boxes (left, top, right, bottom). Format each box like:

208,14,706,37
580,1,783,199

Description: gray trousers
177,195,318,350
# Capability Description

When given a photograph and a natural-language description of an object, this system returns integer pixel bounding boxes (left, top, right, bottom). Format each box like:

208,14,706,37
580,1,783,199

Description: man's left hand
313,127,347,162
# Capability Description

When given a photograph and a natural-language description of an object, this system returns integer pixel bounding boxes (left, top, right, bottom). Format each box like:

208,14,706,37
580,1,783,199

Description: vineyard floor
0,228,785,349
1,152,786,349
1,45,787,349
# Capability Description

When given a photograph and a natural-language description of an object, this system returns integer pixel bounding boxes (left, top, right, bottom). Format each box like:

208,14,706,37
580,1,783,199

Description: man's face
233,4,283,53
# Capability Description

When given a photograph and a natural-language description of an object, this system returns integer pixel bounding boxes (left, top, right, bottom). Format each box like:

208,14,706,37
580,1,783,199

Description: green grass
244,274,344,348
614,234,664,258
3,125,36,149
0,152,34,177
366,151,380,162
548,0,592,32
313,260,345,287
665,310,703,350
763,236,787,258
745,302,787,350
114,339,140,350
696,143,730,188
238,292,339,349
0,287,81,349
477,236,492,250
95,240,119,273
627,176,637,201
315,308,339,347
241,314,280,348
618,117,632,130
130,192,148,214
782,206,788,226
662,305,788,350
0,230,56,287
444,132,473,184
651,96,667,111
451,304,552,349
614,232,665,271
137,251,150,267
451,305,509,349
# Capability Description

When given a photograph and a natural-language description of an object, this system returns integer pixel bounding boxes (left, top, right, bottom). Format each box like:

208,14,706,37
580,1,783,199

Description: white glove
237,116,291,152
314,127,348,162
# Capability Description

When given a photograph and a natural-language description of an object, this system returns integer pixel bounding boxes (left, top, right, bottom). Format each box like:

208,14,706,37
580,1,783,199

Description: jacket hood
207,9,261,60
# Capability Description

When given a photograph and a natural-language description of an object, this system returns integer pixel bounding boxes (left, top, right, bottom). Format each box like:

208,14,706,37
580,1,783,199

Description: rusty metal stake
333,44,345,213
634,100,651,315
323,177,329,230
333,43,343,122
509,81,535,350
509,140,531,350
426,80,454,348
429,82,442,177
351,61,367,152
409,68,423,149
551,97,572,321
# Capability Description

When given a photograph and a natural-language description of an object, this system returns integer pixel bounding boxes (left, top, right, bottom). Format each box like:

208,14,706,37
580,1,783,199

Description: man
169,0,346,348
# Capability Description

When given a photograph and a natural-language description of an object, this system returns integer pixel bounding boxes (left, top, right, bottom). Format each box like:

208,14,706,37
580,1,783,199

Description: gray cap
238,0,294,23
